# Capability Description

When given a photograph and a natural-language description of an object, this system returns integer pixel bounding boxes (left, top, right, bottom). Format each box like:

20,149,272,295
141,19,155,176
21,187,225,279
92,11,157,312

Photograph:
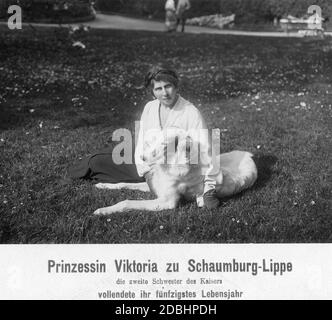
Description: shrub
219,0,332,23
1,0,96,22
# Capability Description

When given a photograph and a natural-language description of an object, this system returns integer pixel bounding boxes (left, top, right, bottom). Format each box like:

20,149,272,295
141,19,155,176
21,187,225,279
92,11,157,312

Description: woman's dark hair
144,64,179,89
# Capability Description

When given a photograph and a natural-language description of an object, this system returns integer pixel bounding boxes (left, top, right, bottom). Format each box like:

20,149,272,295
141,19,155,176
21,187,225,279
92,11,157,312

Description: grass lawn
0,26,331,243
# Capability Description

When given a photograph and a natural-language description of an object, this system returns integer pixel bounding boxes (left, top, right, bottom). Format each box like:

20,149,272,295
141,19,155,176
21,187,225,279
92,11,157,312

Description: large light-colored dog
94,131,257,215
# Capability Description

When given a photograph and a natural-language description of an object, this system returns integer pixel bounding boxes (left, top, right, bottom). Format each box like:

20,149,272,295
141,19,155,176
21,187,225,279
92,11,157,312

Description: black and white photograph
0,0,331,301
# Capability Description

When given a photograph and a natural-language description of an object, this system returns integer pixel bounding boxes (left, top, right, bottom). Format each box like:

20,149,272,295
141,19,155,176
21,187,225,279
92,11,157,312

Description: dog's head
143,128,201,177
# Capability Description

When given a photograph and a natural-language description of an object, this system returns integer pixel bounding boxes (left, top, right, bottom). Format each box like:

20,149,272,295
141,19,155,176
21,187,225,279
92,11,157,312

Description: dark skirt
68,149,145,184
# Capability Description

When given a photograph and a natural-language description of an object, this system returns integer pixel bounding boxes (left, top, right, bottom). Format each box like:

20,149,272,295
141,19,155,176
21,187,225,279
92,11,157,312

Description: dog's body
94,132,258,215
95,144,257,215
94,151,257,215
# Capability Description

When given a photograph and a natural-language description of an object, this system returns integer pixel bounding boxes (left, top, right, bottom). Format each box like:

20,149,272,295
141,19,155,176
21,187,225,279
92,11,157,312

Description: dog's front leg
93,198,178,216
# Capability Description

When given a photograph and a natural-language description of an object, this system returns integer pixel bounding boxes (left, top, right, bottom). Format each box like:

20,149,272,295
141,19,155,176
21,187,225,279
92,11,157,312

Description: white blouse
135,95,209,177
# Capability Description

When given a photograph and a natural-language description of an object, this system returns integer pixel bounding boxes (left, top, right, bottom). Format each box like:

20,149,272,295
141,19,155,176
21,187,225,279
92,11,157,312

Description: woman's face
152,80,178,108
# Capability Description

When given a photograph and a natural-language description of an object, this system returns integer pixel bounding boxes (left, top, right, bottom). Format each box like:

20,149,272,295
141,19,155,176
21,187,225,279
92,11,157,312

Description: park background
0,0,331,243
0,0,331,24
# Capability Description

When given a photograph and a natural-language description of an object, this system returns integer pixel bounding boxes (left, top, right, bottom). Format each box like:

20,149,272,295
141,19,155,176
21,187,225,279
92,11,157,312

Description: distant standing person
176,0,191,32
165,0,177,32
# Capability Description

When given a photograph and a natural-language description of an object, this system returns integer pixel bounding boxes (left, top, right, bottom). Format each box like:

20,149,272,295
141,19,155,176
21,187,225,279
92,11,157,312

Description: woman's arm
190,109,220,208
134,104,152,177
189,109,213,169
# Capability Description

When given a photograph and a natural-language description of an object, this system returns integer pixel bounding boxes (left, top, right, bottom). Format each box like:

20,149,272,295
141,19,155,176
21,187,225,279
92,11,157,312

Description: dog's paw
95,183,111,190
93,208,105,215
93,207,115,215
93,203,125,215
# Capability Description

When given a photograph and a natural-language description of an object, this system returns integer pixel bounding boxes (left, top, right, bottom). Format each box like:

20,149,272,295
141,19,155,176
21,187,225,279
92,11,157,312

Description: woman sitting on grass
68,64,220,209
